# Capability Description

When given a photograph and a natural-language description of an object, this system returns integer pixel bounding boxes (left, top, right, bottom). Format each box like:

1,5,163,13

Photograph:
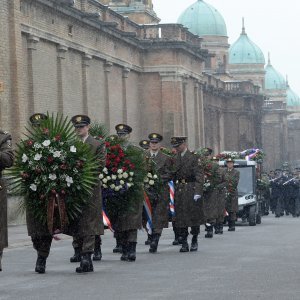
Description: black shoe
70,248,81,263
178,236,183,245
76,254,93,273
214,224,220,234
275,214,280,218
228,221,235,232
120,243,128,261
113,244,122,253
127,242,137,261
218,224,223,234
35,255,47,274
149,234,160,253
190,236,198,252
93,248,102,261
145,234,152,245
179,241,189,253
172,239,179,245
205,225,213,238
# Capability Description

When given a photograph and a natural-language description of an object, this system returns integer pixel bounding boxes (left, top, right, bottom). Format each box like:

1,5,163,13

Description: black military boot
93,236,102,261
145,234,152,245
172,231,179,245
149,234,160,253
228,220,235,232
214,224,220,234
190,235,198,252
120,243,129,261
205,225,213,238
35,255,47,274
70,247,81,263
113,238,122,253
76,253,93,273
179,237,189,253
127,242,137,262
218,223,223,234
0,251,3,271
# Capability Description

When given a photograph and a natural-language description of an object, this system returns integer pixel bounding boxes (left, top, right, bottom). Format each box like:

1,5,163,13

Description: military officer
26,113,55,274
171,137,204,252
139,139,150,150
0,130,14,271
113,124,143,262
224,158,240,231
70,115,106,273
201,148,226,238
145,133,173,253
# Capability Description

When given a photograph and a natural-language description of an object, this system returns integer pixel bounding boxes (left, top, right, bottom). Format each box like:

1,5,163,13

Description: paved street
1,215,300,300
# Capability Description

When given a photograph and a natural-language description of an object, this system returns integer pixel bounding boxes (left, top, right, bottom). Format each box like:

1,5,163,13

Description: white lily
30,184,37,191
42,140,51,147
34,153,42,161
49,173,57,181
22,154,28,163
70,145,77,153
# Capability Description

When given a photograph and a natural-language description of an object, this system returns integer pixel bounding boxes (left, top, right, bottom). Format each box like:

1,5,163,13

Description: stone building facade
0,0,263,155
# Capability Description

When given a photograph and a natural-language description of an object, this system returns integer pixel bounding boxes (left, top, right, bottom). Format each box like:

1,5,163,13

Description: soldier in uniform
201,149,226,238
223,158,240,231
171,137,204,252
139,139,150,150
0,130,14,271
26,113,55,274
70,115,106,273
145,133,173,253
113,124,143,262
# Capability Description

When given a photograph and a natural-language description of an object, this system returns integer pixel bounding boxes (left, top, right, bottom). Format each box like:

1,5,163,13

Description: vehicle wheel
256,213,262,224
249,205,256,226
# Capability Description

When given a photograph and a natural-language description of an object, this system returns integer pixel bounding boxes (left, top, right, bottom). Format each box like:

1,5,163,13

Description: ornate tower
101,0,160,24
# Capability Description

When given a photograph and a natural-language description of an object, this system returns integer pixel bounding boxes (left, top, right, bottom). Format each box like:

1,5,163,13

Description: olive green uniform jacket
203,162,226,221
173,150,204,227
0,132,14,250
224,168,240,213
145,151,173,231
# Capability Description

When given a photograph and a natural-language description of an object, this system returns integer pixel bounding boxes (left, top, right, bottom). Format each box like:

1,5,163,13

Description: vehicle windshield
236,167,255,196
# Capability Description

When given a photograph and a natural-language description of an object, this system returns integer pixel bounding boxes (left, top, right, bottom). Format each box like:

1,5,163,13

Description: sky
152,0,300,95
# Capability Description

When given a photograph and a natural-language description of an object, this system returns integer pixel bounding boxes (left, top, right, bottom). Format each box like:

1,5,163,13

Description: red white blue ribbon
102,210,114,233
143,191,153,234
168,181,175,216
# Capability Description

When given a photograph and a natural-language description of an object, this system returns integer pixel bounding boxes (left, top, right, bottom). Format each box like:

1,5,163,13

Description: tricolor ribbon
224,209,229,217
143,191,153,234
168,181,175,216
102,210,114,233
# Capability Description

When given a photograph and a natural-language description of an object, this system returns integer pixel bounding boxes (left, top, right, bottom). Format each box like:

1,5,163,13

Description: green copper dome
287,86,300,107
265,57,286,90
178,0,227,37
229,25,265,64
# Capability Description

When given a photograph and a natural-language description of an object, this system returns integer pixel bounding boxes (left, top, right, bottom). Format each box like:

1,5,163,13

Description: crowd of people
0,113,298,274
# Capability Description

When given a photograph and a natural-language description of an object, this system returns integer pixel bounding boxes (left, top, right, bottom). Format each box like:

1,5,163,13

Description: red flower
21,172,29,179
106,160,111,166
54,134,61,141
119,153,125,158
51,189,56,195
115,157,121,163
129,164,135,169
60,189,66,196
26,140,33,147
105,142,110,147
122,166,128,172
43,128,49,135
35,168,42,174
47,156,54,163
125,159,131,165
112,167,118,173
60,164,67,170
40,194,46,200
110,153,116,159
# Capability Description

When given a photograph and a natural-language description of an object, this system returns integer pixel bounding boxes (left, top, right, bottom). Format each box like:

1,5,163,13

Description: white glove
194,194,201,202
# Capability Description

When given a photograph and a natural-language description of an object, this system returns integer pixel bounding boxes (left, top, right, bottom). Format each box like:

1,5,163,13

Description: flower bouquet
8,114,99,233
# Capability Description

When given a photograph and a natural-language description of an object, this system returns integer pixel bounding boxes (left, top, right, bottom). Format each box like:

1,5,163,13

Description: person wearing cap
224,158,240,231
0,129,14,272
25,114,55,273
112,124,143,262
69,115,106,273
200,148,226,237
271,169,285,218
170,137,204,252
145,133,173,253
139,139,150,150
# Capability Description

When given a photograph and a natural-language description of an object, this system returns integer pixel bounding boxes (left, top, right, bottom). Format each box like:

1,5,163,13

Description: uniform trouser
216,215,224,224
153,228,163,235
72,235,95,254
206,218,216,225
275,197,284,216
228,212,236,221
178,226,200,239
117,229,138,244
31,235,53,258
295,197,300,215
